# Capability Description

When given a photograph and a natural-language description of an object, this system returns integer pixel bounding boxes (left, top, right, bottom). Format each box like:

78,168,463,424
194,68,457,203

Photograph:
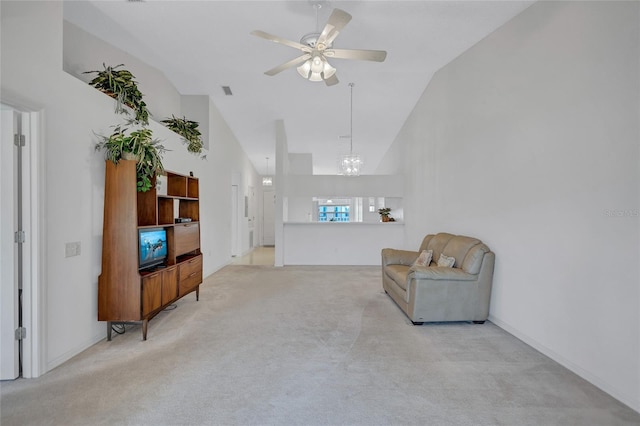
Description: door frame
0,104,43,379
231,184,239,257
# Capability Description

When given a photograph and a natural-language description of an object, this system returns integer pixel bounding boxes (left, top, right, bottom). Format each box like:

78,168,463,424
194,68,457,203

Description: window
318,205,350,222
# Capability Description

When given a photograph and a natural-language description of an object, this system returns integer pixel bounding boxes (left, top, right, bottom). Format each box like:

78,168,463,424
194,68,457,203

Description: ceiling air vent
222,86,233,96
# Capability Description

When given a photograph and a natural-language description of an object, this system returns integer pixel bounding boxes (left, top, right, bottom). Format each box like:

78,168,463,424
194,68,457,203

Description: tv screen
139,228,168,270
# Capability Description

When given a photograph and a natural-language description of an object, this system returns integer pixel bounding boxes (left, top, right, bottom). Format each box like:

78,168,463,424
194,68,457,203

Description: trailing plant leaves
161,115,204,157
84,63,150,125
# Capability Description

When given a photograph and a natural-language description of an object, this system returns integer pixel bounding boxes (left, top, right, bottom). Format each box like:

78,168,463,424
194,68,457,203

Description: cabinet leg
142,319,148,341
107,322,112,341
196,286,200,301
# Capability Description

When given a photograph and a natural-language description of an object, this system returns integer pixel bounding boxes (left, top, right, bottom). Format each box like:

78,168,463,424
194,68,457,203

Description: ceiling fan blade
251,30,311,52
324,74,339,86
325,48,387,62
264,53,311,76
316,8,352,49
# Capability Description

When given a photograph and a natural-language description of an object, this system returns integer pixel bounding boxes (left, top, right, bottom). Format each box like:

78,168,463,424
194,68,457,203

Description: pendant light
338,83,362,176
262,157,273,186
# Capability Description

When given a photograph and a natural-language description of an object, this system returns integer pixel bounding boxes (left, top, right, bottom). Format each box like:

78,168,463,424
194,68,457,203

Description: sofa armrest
408,265,476,281
381,248,419,267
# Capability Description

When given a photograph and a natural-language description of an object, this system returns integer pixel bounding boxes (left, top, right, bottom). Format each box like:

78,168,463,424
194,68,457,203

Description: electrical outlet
65,242,81,258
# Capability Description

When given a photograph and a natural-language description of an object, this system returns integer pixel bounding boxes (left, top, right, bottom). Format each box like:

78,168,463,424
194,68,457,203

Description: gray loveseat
381,233,495,324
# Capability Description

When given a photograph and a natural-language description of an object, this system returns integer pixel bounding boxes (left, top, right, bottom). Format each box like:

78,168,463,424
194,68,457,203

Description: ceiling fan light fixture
297,55,335,83
252,7,386,87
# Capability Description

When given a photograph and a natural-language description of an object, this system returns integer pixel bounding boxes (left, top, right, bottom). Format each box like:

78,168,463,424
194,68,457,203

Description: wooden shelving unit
98,161,202,340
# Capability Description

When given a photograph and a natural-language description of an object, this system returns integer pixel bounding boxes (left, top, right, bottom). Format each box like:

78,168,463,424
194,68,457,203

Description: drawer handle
188,272,197,278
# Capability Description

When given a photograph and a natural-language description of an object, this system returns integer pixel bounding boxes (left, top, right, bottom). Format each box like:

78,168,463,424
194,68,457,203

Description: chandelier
338,83,362,176
262,157,273,186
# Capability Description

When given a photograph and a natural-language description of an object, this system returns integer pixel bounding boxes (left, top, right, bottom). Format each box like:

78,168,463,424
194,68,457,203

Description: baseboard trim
489,314,639,414
45,331,104,374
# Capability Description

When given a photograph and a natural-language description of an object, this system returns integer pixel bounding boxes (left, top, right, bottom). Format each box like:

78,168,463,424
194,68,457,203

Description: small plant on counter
378,207,393,222
84,63,150,125
95,125,166,192
161,115,205,158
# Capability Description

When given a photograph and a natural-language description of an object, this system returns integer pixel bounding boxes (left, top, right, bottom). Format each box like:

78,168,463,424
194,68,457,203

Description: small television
138,227,168,270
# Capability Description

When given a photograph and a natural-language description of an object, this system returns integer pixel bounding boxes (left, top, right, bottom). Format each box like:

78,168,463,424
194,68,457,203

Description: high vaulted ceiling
64,0,533,175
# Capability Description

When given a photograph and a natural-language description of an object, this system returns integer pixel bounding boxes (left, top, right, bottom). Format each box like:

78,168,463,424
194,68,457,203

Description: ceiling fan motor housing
299,32,331,49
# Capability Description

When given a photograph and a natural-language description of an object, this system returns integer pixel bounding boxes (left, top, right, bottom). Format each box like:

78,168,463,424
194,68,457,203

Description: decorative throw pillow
412,250,433,267
437,253,455,268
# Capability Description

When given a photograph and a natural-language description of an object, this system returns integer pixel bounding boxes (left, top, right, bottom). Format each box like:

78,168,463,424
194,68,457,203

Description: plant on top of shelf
84,63,150,125
161,115,205,158
95,125,166,192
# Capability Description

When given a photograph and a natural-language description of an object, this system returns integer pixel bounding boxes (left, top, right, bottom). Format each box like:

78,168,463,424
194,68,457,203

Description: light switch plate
65,241,81,258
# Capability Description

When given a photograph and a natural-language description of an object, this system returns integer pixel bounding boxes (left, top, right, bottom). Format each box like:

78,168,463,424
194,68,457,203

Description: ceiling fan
251,7,387,86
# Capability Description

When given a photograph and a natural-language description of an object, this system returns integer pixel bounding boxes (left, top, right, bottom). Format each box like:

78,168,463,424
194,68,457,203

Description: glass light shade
310,55,324,73
296,55,335,82
262,176,273,186
321,61,336,79
338,154,363,176
297,60,311,79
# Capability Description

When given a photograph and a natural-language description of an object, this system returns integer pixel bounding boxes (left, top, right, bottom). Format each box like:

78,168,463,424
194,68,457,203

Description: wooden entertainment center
98,160,202,340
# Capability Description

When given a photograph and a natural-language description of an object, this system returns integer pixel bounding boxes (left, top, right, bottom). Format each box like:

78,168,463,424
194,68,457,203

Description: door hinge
14,134,25,147
15,327,27,340
14,230,25,244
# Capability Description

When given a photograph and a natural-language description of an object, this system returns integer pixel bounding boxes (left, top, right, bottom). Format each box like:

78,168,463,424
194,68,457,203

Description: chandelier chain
349,82,354,155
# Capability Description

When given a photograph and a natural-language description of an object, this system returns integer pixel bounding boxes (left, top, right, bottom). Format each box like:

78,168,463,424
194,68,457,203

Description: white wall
283,223,404,265
181,95,210,151
63,21,182,122
1,1,258,373
380,1,639,411
283,174,404,198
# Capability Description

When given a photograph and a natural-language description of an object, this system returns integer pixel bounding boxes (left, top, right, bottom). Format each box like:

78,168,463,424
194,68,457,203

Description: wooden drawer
174,223,200,256
179,255,202,296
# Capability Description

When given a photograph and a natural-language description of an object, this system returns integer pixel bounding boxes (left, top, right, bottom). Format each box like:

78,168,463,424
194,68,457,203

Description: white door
231,185,239,256
263,190,275,246
0,108,19,379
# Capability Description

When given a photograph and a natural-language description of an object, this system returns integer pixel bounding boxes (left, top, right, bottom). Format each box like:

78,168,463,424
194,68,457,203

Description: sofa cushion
437,253,456,268
409,265,476,281
412,250,433,267
442,236,480,269
418,235,434,253
426,233,456,263
385,264,411,291
461,243,490,274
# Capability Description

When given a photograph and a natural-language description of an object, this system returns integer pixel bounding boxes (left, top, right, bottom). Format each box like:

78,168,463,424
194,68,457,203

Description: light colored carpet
1,265,638,426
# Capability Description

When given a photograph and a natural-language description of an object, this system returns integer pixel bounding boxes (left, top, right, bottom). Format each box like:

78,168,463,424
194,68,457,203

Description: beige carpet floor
1,265,638,426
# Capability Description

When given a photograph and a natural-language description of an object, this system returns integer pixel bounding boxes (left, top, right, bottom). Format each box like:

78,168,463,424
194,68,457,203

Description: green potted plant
161,115,205,157
95,125,166,192
378,207,392,222
84,63,150,125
